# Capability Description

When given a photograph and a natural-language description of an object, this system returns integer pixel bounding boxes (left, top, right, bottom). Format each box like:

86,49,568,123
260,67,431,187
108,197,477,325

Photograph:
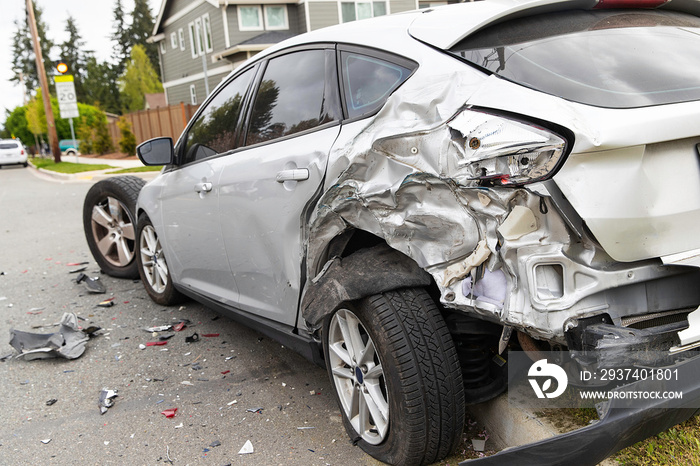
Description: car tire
22,162,28,167
83,176,145,278
323,288,465,466
135,213,184,306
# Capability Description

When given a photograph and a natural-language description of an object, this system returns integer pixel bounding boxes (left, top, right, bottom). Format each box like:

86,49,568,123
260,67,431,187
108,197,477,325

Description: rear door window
0,143,19,149
340,49,415,119
245,49,339,146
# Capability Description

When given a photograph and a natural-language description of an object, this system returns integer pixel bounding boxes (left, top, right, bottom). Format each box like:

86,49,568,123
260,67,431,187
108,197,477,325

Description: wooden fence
108,102,200,149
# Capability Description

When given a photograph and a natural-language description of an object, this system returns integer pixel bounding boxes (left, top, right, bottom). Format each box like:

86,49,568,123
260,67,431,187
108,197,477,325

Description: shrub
117,117,137,155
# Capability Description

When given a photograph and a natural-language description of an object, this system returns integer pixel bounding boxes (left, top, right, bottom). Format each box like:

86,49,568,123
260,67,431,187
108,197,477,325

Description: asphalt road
0,166,381,465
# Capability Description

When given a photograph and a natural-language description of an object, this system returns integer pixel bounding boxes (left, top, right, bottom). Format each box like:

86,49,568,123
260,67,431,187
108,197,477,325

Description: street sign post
55,75,79,162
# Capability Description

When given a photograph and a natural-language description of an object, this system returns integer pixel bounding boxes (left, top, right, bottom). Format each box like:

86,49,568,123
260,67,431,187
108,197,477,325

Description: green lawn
31,158,115,173
616,415,700,465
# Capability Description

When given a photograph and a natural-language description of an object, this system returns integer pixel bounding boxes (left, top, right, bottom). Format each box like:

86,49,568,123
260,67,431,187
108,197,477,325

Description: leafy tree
59,16,88,101
129,0,159,74
117,117,137,155
2,107,34,147
120,44,163,112
11,3,54,96
26,92,47,137
76,109,113,155
111,0,130,76
93,114,114,154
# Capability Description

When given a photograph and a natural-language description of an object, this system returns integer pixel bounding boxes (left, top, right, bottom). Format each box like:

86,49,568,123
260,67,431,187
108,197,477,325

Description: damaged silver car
83,0,700,464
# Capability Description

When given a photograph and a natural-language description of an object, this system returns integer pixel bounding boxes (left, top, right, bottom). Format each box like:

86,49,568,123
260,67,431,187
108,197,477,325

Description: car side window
245,50,336,146
340,51,414,119
182,68,254,165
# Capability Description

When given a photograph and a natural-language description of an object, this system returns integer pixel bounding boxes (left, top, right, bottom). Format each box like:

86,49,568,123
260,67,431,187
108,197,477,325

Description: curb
29,164,160,182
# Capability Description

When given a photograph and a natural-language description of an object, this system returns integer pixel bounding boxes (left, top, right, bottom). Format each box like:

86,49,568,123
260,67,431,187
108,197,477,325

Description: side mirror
137,137,174,166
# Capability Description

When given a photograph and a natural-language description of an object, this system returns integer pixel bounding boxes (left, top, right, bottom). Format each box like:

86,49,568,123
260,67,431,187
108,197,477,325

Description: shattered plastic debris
185,332,199,343
201,333,219,338
472,438,487,452
161,408,178,418
98,298,115,308
173,322,186,332
46,399,58,406
238,440,254,455
67,262,89,266
209,440,221,448
9,313,90,360
41,439,51,444
144,325,172,332
68,266,88,274
146,341,168,347
99,388,118,414
221,370,230,375
75,273,106,294
180,381,194,386
246,407,263,414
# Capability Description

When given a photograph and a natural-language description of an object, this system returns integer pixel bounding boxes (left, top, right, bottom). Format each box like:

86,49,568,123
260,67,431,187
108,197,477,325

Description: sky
0,0,163,127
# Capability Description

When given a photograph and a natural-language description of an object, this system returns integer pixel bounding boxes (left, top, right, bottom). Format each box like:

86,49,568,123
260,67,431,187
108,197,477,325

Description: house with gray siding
150,0,441,106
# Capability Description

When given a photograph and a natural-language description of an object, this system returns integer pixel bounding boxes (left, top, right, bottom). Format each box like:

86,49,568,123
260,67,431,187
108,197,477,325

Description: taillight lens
447,109,567,186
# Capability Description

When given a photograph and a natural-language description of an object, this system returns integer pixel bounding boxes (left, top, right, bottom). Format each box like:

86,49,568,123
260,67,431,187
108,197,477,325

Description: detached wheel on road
324,288,465,466
135,213,183,305
83,176,145,278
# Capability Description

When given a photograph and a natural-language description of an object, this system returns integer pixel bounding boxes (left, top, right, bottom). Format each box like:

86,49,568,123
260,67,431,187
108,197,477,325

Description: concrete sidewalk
60,154,145,169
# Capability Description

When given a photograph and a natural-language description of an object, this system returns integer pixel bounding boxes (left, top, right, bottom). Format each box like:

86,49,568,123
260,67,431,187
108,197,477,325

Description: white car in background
0,139,28,168
82,1,700,464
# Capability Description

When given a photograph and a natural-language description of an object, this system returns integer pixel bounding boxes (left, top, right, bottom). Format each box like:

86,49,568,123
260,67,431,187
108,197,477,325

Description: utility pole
26,0,60,163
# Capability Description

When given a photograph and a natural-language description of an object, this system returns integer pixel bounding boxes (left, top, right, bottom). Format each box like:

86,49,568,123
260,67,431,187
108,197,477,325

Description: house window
202,13,214,52
419,1,447,8
238,6,263,31
341,1,387,23
194,18,205,55
264,6,288,30
189,22,197,58
170,32,177,49
190,84,197,105
160,41,166,54
178,28,185,51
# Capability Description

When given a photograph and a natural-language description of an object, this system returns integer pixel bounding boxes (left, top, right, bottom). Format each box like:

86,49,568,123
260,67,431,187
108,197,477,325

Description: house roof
212,31,297,61
145,93,167,109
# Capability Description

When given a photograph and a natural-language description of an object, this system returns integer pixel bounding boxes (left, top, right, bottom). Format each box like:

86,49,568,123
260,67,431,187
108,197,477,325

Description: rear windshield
0,143,19,149
449,10,700,108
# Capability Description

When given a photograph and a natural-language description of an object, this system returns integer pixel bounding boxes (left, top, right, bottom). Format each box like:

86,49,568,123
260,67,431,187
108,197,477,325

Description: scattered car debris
297,427,316,430
138,344,146,350
161,408,178,418
185,333,199,343
173,321,186,332
227,400,238,406
221,370,230,375
209,440,221,448
238,440,254,455
41,439,51,444
159,335,174,341
9,313,91,360
146,341,167,347
75,273,106,294
0,353,12,362
472,438,487,452
68,266,88,274
202,333,219,338
46,399,58,406
99,388,118,414
174,423,183,428
246,407,263,414
144,325,172,332
97,298,115,307
67,262,89,266
180,381,194,386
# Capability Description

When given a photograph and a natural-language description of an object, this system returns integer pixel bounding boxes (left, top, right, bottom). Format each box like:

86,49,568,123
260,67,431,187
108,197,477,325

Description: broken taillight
447,109,568,186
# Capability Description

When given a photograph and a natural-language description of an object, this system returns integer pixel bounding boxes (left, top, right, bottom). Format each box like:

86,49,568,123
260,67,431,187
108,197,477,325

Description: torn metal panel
302,243,431,328
9,313,89,360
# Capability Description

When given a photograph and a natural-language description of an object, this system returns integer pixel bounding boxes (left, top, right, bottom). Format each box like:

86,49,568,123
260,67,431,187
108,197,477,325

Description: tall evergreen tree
129,0,159,74
11,4,54,97
83,55,122,114
59,16,88,101
111,0,131,76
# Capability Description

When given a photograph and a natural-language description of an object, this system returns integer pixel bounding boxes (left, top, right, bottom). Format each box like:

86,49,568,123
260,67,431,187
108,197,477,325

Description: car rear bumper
461,354,700,466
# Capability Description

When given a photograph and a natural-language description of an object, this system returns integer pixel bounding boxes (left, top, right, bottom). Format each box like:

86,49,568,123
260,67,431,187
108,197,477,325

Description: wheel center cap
355,366,364,385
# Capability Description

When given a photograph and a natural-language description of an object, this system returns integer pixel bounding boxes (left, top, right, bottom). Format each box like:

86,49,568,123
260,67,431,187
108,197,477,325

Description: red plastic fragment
221,370,230,375
146,341,168,347
173,322,186,332
161,408,178,418
202,333,220,337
